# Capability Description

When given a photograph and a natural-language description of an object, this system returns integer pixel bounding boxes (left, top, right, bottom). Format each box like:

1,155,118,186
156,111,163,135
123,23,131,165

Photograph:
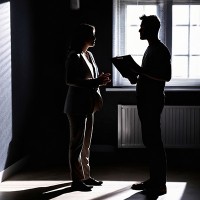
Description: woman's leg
81,113,94,179
67,114,87,181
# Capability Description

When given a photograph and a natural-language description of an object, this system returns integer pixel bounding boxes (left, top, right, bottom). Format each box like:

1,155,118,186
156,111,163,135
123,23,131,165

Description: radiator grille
118,105,200,148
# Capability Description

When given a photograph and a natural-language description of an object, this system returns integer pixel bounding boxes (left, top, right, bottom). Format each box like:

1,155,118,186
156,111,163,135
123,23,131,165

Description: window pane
126,5,156,55
190,5,200,25
172,56,188,78
126,26,147,55
133,55,143,66
172,4,200,82
173,5,189,25
190,26,200,54
127,6,143,25
189,56,200,78
172,27,188,55
127,5,157,25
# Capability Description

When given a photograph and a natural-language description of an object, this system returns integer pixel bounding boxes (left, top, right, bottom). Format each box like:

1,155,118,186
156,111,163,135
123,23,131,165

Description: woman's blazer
64,50,103,114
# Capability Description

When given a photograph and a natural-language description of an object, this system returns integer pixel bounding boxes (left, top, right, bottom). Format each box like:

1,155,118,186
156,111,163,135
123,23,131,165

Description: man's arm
131,49,172,82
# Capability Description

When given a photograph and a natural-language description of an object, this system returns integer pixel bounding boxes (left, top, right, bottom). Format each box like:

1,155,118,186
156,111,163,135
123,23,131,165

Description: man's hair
139,15,160,33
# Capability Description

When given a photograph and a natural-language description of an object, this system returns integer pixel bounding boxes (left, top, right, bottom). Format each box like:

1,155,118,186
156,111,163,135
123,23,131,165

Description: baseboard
0,156,28,182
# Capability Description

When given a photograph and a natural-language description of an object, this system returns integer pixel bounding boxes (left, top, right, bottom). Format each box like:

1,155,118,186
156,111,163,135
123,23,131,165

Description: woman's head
70,23,96,52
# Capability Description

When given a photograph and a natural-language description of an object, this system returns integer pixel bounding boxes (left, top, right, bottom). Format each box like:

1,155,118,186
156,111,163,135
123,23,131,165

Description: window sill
105,86,200,92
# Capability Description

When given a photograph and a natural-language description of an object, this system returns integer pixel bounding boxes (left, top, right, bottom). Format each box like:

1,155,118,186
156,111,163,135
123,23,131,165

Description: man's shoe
71,181,93,191
131,179,151,190
131,180,167,196
83,177,103,186
143,184,167,197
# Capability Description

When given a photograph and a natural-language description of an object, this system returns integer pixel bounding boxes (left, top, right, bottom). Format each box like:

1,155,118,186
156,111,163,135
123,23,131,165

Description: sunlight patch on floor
0,181,187,200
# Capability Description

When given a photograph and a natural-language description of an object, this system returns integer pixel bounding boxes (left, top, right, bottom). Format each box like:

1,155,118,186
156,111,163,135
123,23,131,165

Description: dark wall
9,0,70,166
8,0,200,167
30,1,70,163
5,0,36,168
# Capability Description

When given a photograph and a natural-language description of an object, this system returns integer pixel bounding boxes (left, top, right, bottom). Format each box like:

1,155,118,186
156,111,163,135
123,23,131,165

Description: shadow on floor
0,182,73,200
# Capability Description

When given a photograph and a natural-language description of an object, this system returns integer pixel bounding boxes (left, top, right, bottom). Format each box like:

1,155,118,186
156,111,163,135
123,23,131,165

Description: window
113,0,200,88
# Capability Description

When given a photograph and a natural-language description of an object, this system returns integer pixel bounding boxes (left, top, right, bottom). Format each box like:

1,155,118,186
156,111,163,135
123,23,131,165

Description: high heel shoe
71,181,93,191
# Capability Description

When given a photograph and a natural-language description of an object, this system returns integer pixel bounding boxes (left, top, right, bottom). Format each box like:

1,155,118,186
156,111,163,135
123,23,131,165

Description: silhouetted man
126,15,171,197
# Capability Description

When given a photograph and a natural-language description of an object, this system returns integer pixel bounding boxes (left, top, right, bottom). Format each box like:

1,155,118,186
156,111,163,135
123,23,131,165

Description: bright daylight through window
112,0,200,88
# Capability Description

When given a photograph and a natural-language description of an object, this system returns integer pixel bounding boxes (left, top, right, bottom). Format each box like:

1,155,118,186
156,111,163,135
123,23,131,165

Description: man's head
139,15,160,40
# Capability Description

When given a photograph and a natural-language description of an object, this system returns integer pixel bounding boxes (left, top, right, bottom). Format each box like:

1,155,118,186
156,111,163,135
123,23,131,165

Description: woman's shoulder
68,50,79,56
65,50,82,66
67,50,81,60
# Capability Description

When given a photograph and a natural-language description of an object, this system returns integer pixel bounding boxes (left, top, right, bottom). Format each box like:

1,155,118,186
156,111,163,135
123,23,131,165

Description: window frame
112,0,200,89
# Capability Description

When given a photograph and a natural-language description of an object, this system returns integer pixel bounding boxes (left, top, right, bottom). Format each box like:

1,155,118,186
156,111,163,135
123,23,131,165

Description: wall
1,0,70,175
0,0,37,180
0,1,12,175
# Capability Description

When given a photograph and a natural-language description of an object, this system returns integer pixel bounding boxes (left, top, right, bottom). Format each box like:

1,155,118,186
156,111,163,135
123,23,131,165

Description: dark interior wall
5,0,36,168
9,0,71,166
8,0,200,168
31,1,70,162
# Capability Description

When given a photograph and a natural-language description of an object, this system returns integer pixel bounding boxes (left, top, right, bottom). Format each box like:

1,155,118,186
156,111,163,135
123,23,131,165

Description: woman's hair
69,23,95,53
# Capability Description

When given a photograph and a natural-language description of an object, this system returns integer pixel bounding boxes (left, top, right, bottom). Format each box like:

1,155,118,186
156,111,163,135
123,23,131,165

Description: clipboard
111,55,139,78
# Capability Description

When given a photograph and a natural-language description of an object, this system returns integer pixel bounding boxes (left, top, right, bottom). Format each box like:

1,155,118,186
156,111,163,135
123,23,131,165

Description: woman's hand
97,72,111,86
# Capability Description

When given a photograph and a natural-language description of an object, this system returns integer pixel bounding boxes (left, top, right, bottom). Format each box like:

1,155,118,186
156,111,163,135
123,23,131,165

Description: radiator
118,105,200,148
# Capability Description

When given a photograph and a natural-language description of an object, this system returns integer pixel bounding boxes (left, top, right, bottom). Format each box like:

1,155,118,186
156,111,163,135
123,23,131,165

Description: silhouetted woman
64,23,111,191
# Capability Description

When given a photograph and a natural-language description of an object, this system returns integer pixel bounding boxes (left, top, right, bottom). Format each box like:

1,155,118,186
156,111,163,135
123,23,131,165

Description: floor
0,149,199,200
